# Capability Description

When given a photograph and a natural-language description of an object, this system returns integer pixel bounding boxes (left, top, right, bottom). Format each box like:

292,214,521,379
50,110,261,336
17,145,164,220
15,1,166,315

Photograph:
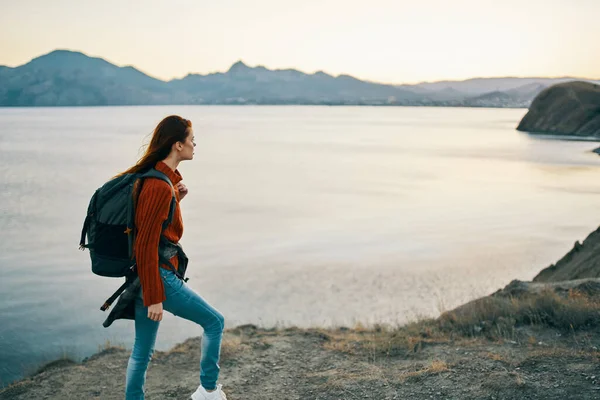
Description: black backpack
79,168,177,310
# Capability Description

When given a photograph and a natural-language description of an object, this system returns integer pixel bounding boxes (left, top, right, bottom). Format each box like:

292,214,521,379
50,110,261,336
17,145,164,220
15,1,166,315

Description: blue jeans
125,267,225,400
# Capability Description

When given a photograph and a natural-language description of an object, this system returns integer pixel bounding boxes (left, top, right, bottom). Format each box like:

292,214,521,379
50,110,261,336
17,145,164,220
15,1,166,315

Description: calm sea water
2,105,600,385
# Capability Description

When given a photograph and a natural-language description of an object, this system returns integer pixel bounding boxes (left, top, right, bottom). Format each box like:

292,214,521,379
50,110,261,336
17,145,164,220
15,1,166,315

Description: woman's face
179,129,196,161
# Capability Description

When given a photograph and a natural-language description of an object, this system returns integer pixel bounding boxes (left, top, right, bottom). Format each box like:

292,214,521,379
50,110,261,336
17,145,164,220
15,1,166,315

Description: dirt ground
2,324,600,400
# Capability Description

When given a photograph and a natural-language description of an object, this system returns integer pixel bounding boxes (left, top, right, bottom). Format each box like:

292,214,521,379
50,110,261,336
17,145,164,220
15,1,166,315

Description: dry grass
323,289,600,357
321,331,365,354
524,347,600,361
511,371,525,387
321,319,450,358
220,335,247,360
97,339,125,352
486,352,505,361
429,359,449,372
398,359,450,382
438,289,600,339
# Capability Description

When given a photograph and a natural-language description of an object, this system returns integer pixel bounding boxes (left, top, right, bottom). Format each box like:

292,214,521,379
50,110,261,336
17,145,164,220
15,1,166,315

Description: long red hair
118,115,192,177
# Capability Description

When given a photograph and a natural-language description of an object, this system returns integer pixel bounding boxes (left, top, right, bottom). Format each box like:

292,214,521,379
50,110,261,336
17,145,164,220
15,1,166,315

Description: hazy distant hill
398,78,599,108
1,50,598,107
167,60,421,104
400,77,587,96
0,50,172,106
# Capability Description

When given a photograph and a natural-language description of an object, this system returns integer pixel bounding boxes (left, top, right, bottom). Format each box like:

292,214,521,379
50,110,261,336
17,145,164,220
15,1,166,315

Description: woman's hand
148,303,163,321
176,182,188,201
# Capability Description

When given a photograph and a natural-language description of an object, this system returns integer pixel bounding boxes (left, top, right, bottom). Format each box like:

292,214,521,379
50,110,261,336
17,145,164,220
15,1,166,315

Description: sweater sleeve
135,179,172,307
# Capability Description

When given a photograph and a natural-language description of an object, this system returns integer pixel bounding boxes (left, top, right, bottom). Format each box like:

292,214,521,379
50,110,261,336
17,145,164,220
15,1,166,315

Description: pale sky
0,0,598,84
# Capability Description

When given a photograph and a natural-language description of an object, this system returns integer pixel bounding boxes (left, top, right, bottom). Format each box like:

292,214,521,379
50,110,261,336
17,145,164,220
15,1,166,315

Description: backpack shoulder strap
139,169,176,230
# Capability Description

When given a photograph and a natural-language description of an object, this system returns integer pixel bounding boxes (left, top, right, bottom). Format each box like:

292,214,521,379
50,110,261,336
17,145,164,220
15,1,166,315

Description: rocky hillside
534,226,600,282
2,276,599,400
517,81,600,137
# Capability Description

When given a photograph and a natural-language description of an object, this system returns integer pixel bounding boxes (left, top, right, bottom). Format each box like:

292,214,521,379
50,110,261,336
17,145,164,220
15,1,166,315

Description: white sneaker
190,383,228,400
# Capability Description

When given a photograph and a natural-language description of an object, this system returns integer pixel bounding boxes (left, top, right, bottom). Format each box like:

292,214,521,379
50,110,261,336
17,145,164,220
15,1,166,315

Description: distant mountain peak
228,60,251,73
46,49,85,56
25,49,111,71
33,49,88,61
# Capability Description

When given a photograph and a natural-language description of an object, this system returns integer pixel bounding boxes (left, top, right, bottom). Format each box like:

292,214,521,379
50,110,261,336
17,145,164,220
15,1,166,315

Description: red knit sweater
134,161,184,307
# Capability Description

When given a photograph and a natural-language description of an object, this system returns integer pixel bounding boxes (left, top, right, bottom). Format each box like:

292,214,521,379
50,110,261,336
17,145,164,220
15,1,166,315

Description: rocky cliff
534,226,600,282
516,81,600,137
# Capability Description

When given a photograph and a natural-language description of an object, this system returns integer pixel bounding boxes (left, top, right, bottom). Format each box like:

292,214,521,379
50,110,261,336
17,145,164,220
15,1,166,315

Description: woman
121,115,227,400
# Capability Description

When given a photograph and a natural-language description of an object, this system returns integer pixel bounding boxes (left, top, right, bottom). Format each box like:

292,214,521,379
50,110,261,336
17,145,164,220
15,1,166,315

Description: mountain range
0,50,598,107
